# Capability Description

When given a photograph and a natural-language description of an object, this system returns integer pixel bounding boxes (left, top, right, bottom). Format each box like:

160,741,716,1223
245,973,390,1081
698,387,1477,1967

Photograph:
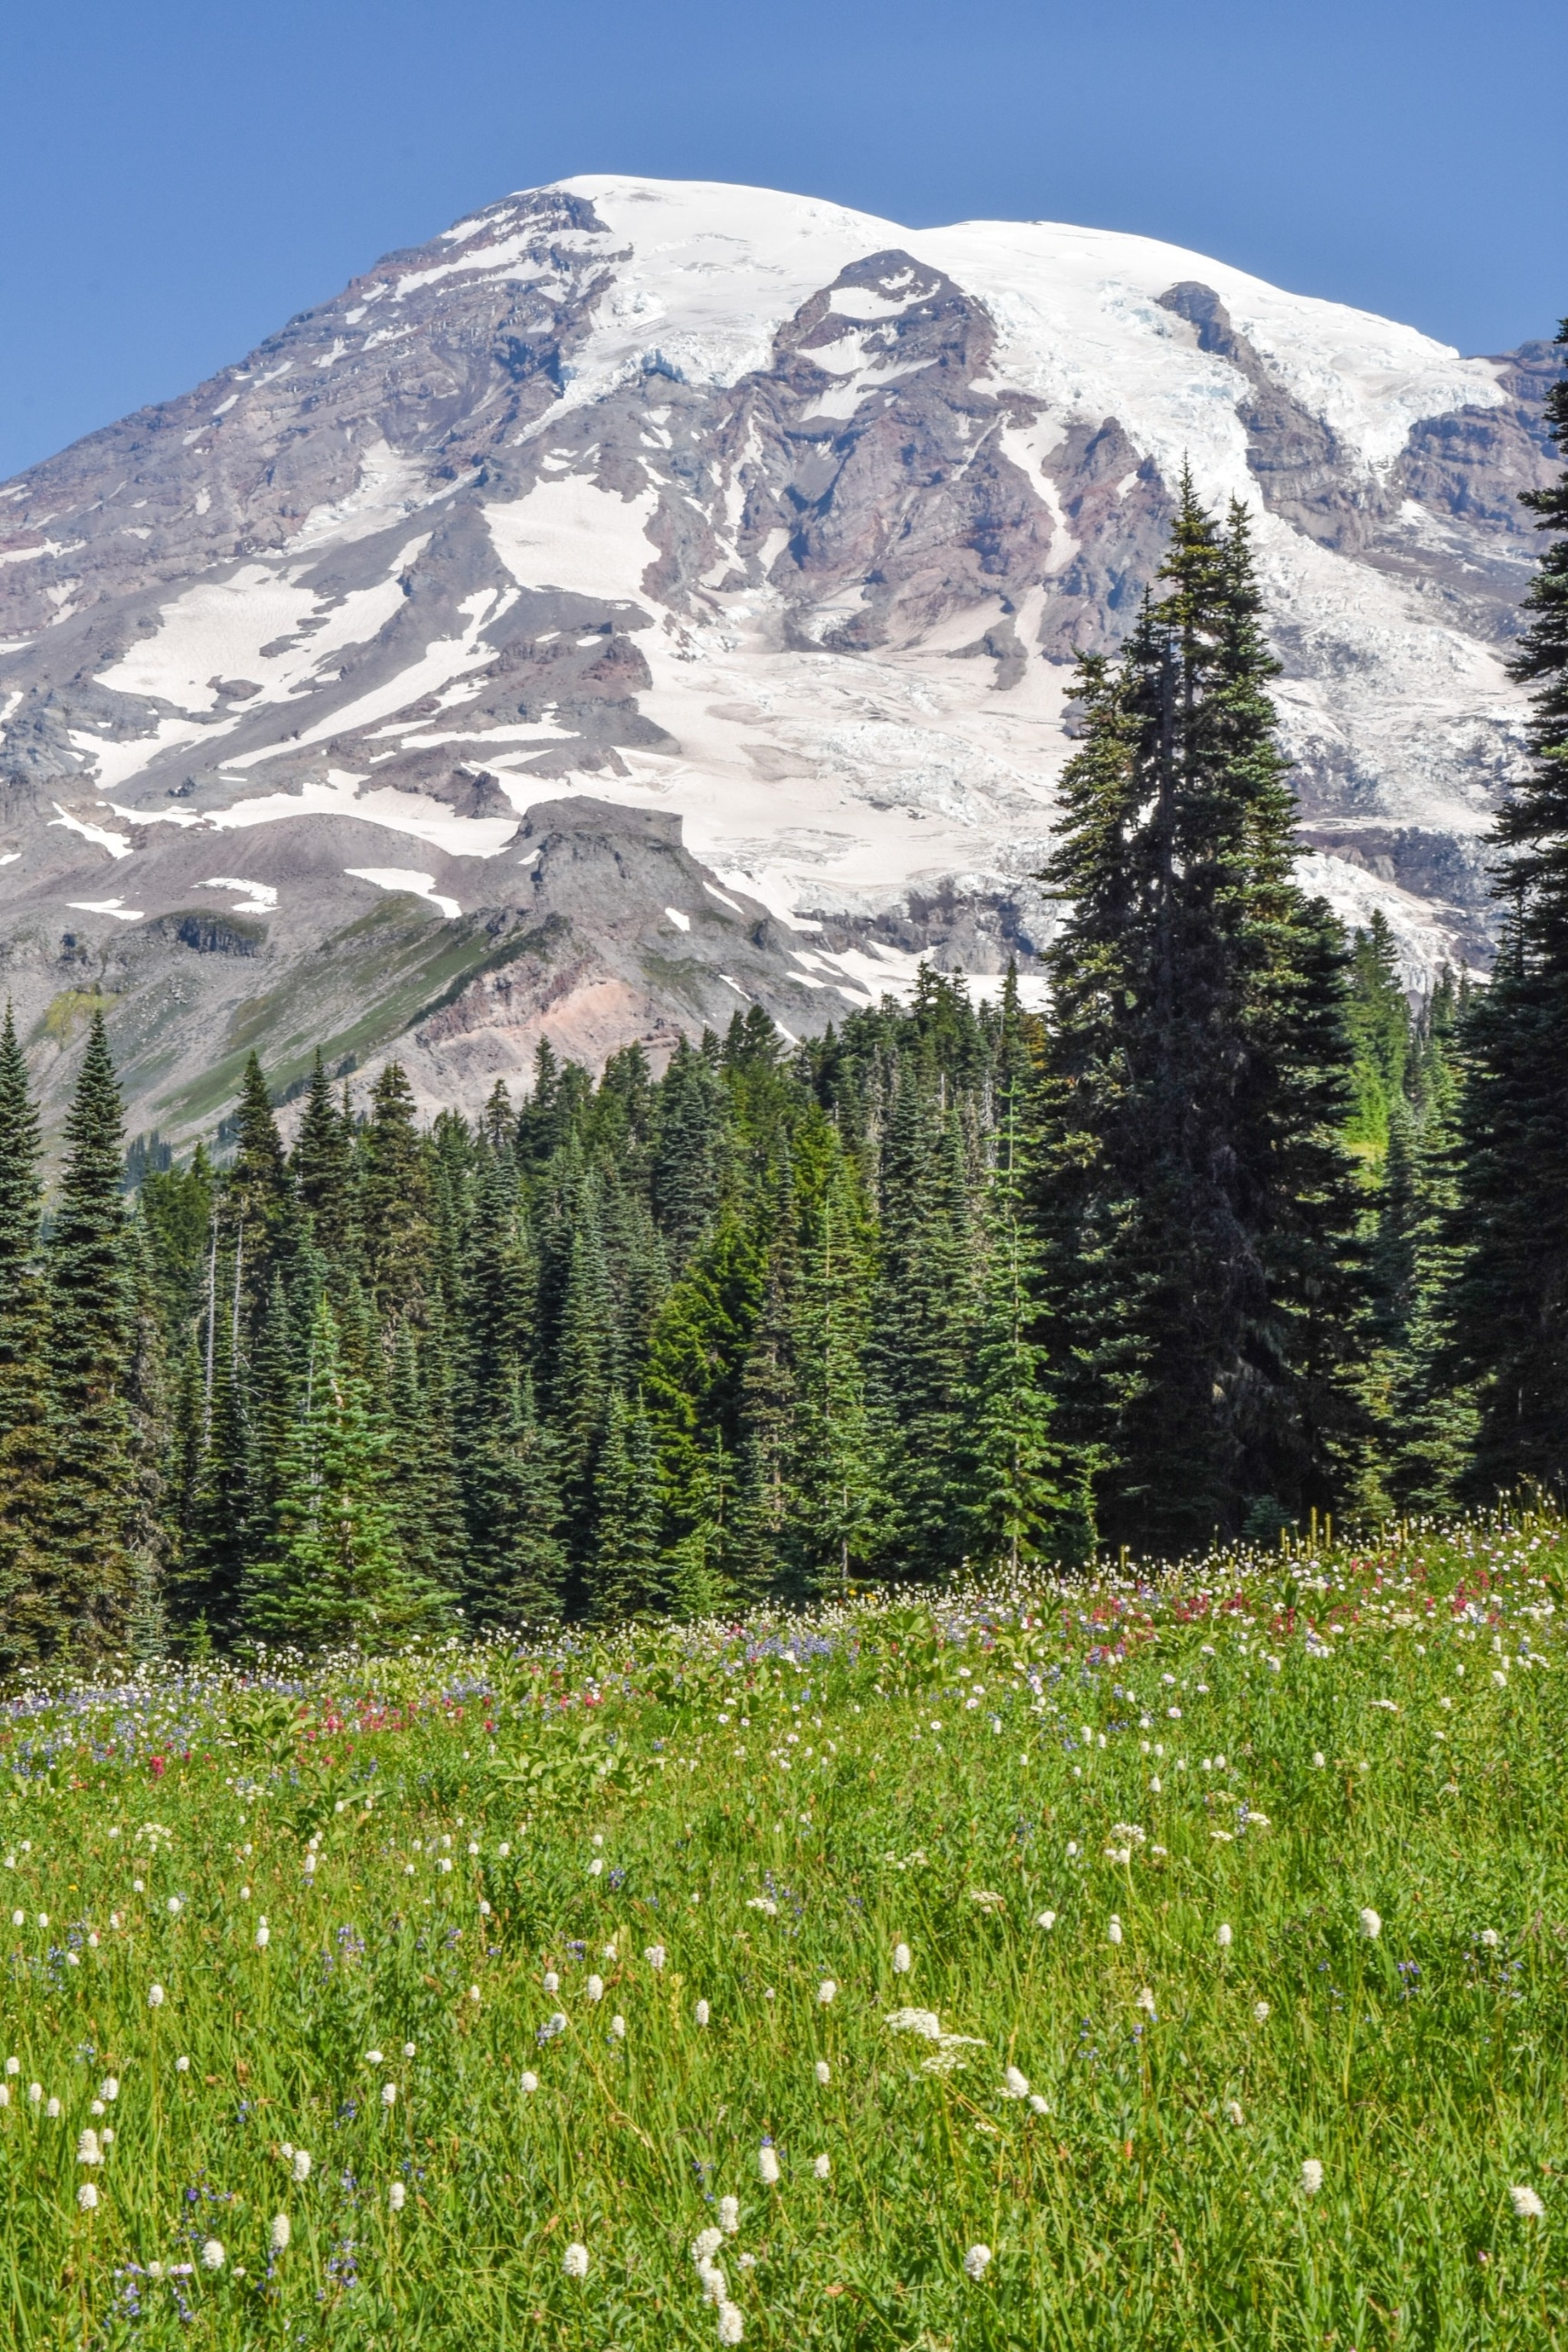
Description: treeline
0,336,1563,1665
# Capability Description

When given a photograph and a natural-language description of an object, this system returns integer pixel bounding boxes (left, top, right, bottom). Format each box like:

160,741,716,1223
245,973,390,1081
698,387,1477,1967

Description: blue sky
2,0,1563,482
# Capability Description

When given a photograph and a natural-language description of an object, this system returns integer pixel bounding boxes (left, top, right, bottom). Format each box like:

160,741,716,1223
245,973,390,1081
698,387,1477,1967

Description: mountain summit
0,176,1557,1134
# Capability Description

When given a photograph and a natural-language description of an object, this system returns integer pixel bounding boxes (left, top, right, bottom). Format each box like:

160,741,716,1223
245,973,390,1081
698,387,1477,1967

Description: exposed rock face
0,175,1559,1136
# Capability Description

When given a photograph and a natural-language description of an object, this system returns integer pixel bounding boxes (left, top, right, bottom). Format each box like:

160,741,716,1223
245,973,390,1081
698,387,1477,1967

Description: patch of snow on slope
209,769,516,859
50,803,132,858
485,478,660,597
345,866,462,918
96,548,420,715
221,589,516,765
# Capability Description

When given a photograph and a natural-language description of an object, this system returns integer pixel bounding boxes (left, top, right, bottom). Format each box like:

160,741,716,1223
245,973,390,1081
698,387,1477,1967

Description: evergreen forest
1,335,1565,1671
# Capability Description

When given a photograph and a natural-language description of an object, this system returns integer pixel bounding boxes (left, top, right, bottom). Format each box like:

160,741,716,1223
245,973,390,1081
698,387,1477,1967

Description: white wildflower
148,1983,165,2008
718,2194,740,2235
291,2150,312,2183
1002,2066,1030,2099
381,2082,397,2109
254,1923,270,1949
77,2184,98,2212
1511,2184,1546,2220
818,1978,837,2005
77,2129,103,2166
1217,1923,1233,1949
963,2243,992,2281
694,1999,710,2027
1301,2160,1323,2195
1224,2099,1244,2126
692,2227,724,2265
610,2015,626,2040
1253,2001,1270,2024
403,2042,416,2059
586,1975,605,2004
175,2056,190,2073
1359,1908,1382,1940
884,2008,942,2039
1036,1911,1057,1931
759,2145,780,2185
201,2239,225,2271
815,2060,831,2086
520,2071,539,2094
893,1942,912,1973
645,1945,666,1971
562,2241,589,2279
45,2097,60,2118
717,2302,744,2344
542,1970,560,1993
1106,1916,1123,1946
389,2182,407,2213
1481,1928,1501,1949
270,2214,290,2252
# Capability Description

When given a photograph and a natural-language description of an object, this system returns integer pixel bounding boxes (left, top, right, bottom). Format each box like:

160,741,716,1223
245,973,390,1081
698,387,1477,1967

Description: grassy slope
2,1512,1567,2349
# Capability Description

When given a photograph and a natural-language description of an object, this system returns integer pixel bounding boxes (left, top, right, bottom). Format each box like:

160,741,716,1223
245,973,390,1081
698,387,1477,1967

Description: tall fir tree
0,1008,55,1668
1447,318,1568,1494
586,1389,666,1624
47,1013,136,1656
965,1086,1080,1572
463,1372,568,1627
292,1054,357,1266
1038,486,1364,1549
245,1295,439,1645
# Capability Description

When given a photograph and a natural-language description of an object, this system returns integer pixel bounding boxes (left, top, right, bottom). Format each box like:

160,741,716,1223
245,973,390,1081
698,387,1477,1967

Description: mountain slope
0,176,1558,1136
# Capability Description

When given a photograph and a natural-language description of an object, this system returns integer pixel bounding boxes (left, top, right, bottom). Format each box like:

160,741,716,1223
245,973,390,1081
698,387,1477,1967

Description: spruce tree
292,1054,356,1265
358,1062,435,1328
463,1373,568,1627
865,1073,975,1577
965,1091,1080,1572
246,1295,438,1646
1448,318,1568,1493
0,1008,55,1669
1038,487,1364,1549
587,1390,666,1623
47,1013,136,1657
225,1053,295,1307
780,1111,876,1592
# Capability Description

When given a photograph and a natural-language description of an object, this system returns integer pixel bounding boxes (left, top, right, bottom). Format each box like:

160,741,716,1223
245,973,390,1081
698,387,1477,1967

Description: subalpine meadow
2,1507,1566,2349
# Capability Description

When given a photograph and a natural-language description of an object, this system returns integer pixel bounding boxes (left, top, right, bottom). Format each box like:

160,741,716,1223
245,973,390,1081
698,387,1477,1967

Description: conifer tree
47,1013,136,1656
1448,318,1568,1492
587,1390,666,1622
463,1372,568,1626
965,1093,1079,1572
1038,487,1363,1548
866,1075,975,1577
652,1036,724,1263
246,1295,436,1645
0,1008,55,1668
226,1053,295,1308
292,1054,356,1264
1344,912,1413,1162
181,1245,252,1637
781,1111,876,1592
358,1062,435,1328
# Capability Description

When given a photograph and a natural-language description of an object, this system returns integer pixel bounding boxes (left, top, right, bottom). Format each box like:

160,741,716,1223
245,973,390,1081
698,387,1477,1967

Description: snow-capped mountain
0,176,1558,1136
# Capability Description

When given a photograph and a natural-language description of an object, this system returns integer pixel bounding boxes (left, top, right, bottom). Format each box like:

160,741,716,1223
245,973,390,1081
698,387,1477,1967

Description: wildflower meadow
4,1506,1568,2348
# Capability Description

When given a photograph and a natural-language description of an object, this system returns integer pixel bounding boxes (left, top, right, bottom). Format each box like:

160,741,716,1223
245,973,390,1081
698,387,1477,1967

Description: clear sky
2,0,1563,483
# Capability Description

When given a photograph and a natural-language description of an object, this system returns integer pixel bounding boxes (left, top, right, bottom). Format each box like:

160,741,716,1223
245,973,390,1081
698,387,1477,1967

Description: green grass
5,1509,1568,2348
